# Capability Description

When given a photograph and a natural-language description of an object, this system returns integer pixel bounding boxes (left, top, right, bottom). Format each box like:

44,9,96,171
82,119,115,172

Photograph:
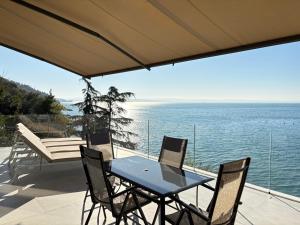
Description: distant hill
16,82,46,96
1,76,46,95
0,76,63,115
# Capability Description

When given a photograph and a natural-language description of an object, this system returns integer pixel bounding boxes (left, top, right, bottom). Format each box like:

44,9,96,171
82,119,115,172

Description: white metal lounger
8,123,86,182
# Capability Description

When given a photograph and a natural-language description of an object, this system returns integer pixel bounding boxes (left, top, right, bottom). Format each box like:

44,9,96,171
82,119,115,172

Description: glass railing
0,114,299,198
0,114,83,147
125,120,300,198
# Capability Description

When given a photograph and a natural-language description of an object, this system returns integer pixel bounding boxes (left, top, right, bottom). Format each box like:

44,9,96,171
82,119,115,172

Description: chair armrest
169,195,210,222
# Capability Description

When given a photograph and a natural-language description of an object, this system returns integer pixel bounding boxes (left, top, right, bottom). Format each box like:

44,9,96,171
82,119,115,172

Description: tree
73,78,105,134
0,76,65,115
74,78,100,115
99,86,137,149
75,80,137,149
0,75,69,145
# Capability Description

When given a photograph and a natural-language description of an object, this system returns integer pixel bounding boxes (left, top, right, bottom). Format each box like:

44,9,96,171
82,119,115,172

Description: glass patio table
105,156,213,225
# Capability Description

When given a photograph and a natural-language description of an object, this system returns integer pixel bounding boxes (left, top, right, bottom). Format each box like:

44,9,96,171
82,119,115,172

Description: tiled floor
0,147,299,225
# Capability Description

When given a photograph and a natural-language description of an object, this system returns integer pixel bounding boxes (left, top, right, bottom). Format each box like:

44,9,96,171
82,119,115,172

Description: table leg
159,197,165,225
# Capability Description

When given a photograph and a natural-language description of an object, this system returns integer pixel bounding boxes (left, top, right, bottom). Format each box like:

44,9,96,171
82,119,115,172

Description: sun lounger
8,123,86,183
13,123,85,163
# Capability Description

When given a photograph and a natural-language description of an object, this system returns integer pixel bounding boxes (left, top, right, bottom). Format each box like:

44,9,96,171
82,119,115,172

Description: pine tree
99,86,137,149
75,80,136,149
73,78,105,135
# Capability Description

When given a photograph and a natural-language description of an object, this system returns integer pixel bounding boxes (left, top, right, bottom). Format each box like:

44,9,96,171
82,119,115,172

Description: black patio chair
80,145,151,225
159,136,188,169
86,128,114,161
82,128,124,223
86,127,126,189
152,136,188,224
165,157,251,225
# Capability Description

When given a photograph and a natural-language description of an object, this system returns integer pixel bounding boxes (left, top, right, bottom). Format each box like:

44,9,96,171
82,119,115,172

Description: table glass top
106,156,213,196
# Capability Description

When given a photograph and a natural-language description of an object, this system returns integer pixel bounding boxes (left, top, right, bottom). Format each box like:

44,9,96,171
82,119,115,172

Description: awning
1,0,299,77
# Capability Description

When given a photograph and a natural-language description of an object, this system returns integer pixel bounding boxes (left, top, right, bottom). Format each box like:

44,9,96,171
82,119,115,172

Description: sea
64,102,300,197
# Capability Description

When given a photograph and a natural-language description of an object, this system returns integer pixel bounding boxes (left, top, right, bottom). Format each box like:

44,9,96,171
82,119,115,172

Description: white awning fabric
1,0,299,77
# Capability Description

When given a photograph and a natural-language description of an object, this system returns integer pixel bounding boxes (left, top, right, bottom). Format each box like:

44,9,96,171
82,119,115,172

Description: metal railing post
268,129,272,194
194,124,196,171
116,145,118,158
147,120,150,159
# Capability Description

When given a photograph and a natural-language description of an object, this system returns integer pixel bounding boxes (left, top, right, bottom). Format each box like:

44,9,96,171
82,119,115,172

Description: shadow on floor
0,158,86,217
271,194,300,213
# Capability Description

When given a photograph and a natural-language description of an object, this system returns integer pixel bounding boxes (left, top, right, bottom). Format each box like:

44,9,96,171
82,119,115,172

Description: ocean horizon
64,102,300,197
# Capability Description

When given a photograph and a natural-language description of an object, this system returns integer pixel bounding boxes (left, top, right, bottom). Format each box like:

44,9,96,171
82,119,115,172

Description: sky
0,42,300,102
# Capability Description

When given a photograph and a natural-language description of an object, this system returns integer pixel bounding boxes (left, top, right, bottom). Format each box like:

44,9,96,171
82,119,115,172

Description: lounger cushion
16,123,85,163
51,151,81,162
47,145,86,153
41,137,82,142
43,140,86,147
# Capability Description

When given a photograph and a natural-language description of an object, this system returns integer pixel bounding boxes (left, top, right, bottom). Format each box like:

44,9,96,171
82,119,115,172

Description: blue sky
0,42,299,102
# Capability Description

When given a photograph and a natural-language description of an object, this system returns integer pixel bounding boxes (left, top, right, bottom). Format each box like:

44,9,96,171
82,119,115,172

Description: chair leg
137,207,148,225
102,205,107,220
81,189,90,225
97,205,101,225
85,203,95,225
123,216,129,225
174,194,183,210
115,214,123,225
152,205,160,225
132,194,148,225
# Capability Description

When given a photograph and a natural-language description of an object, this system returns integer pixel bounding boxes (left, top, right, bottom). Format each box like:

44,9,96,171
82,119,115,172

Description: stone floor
0,147,299,225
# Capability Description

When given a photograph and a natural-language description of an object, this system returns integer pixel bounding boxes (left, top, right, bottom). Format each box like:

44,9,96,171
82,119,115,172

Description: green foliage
75,79,137,149
0,115,19,146
99,86,137,149
74,78,101,115
0,76,65,115
0,76,70,146
73,78,106,135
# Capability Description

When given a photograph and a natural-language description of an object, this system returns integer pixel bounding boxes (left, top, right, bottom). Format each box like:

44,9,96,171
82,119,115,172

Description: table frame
106,156,213,225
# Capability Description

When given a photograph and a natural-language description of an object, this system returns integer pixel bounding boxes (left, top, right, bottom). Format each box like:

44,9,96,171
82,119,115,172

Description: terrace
1,1,300,224
0,145,299,225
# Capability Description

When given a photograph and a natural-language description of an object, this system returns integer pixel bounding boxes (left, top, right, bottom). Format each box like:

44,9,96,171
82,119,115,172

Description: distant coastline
59,98,300,104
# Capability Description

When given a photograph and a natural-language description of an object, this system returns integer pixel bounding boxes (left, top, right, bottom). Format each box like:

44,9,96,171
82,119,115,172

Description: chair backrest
17,123,40,142
86,128,114,161
80,145,113,207
158,136,188,169
209,157,251,225
16,123,52,161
